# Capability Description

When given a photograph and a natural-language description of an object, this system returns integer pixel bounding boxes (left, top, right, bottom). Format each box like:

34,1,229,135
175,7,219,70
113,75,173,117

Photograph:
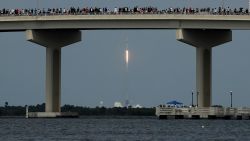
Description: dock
156,106,250,120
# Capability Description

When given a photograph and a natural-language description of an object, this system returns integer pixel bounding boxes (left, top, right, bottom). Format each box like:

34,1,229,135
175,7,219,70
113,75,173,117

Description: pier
156,106,250,120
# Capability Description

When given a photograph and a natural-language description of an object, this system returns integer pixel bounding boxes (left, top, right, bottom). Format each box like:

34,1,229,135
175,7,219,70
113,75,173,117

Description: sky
0,0,250,108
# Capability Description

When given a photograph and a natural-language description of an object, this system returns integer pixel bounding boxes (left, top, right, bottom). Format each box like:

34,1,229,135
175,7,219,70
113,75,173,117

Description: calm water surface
0,116,250,141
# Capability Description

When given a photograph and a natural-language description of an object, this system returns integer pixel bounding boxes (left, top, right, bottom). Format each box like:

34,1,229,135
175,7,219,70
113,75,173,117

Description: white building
114,102,123,108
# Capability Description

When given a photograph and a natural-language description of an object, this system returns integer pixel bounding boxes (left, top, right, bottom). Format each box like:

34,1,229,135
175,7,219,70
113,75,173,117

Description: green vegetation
0,103,155,116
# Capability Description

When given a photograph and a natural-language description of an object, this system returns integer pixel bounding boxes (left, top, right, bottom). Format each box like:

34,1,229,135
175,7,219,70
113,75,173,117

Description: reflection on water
0,116,249,141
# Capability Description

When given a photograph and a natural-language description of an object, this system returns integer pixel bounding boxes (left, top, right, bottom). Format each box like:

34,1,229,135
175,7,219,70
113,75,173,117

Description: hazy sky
0,0,250,107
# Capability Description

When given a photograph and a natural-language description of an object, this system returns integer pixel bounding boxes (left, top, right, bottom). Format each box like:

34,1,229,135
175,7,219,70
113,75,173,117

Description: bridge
1,15,250,30
1,14,247,117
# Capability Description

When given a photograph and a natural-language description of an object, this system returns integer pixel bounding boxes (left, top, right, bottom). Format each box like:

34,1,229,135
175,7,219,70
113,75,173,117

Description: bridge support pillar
26,29,81,114
177,29,232,107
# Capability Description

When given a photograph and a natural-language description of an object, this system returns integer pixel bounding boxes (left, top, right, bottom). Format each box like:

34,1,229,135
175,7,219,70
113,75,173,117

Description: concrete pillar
46,48,61,112
26,29,81,112
177,29,232,107
196,47,211,107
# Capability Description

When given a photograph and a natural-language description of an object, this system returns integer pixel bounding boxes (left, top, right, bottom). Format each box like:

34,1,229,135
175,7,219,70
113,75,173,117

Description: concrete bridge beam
26,29,81,112
177,29,232,107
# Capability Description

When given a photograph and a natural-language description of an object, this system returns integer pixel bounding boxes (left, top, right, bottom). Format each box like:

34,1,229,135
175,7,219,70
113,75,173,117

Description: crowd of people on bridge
0,6,249,16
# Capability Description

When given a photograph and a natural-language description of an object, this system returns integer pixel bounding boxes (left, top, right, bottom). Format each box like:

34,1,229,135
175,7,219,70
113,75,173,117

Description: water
0,116,250,141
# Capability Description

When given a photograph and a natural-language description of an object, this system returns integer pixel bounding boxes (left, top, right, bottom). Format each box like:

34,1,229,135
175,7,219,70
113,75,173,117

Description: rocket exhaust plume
125,48,129,65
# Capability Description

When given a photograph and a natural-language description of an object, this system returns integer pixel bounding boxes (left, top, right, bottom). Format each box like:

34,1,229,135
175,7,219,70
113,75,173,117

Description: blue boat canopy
167,100,183,105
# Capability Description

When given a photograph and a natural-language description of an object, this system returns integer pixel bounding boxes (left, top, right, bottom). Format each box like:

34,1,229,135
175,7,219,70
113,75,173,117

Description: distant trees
0,103,155,116
28,103,45,112
0,103,45,116
0,105,25,116
61,105,155,116
4,101,8,107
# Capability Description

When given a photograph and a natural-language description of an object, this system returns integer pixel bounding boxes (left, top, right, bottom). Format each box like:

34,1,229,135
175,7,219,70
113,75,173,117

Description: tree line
0,103,155,116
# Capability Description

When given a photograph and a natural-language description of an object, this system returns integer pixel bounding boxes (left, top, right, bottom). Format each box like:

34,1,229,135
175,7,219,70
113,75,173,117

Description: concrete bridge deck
0,14,250,31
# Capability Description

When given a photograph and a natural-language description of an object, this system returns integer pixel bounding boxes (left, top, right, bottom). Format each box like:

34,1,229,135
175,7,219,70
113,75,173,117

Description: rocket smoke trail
124,40,130,107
